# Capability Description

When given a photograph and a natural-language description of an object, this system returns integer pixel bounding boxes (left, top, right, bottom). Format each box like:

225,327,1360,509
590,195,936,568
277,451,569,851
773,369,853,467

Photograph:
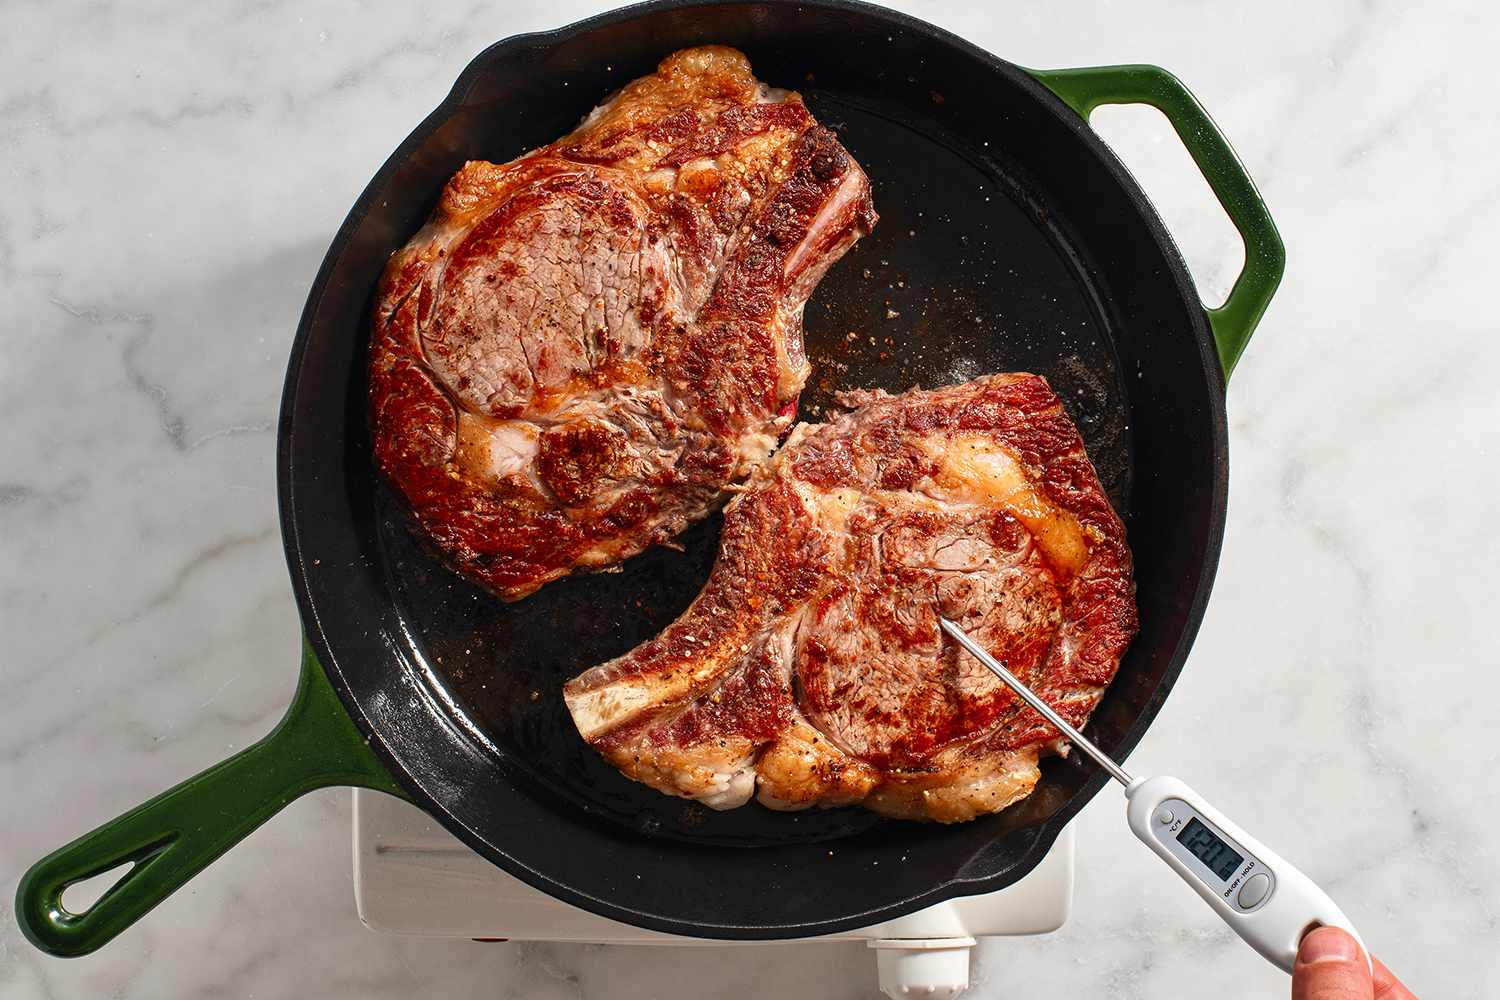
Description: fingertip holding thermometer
939,618,1370,975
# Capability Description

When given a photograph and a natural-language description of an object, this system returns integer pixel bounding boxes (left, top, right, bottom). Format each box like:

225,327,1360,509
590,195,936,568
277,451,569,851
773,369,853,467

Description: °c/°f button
1154,807,1175,825
1238,872,1272,909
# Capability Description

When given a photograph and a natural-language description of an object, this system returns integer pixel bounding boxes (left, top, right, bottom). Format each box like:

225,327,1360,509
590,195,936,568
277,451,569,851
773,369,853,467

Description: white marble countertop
4,2,1496,997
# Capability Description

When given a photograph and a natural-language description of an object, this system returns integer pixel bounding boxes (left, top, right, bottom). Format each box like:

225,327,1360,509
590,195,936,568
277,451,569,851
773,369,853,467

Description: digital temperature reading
1177,817,1244,880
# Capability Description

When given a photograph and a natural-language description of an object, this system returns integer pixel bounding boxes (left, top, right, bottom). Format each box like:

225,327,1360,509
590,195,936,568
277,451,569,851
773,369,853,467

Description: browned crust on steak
564,373,1138,822
369,47,876,600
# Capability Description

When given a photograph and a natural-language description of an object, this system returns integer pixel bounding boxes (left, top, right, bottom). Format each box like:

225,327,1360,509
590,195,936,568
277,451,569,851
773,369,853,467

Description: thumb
1293,926,1373,1000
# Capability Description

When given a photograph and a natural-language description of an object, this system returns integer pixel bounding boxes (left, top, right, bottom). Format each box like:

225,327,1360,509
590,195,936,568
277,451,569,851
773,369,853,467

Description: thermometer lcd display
1177,817,1244,880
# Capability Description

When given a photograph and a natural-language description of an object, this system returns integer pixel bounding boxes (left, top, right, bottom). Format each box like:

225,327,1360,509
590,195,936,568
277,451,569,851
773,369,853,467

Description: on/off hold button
1237,872,1271,908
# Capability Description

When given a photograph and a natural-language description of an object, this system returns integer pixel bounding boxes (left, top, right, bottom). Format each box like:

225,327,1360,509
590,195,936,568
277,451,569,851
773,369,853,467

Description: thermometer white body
1125,775,1369,974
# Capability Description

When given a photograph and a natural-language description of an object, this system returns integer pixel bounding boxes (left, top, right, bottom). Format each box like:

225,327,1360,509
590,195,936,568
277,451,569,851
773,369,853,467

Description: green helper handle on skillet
1028,65,1285,378
15,644,404,957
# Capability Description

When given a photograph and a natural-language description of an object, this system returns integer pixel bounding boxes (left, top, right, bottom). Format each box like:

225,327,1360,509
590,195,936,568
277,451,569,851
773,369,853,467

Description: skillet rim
277,0,1229,938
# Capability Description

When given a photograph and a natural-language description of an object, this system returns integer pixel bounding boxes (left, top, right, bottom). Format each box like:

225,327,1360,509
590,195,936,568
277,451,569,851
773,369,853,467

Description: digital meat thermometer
939,618,1369,974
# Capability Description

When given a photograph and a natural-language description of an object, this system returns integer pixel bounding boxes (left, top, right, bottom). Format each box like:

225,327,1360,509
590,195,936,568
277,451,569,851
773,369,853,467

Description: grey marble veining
3,1,1497,997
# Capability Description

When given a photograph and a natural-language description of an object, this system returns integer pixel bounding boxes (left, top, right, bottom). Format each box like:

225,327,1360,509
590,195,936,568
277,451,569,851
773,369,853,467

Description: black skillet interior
285,0,1225,936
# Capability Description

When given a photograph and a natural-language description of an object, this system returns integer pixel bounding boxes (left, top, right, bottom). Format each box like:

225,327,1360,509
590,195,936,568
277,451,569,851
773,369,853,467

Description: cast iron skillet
17,0,1283,956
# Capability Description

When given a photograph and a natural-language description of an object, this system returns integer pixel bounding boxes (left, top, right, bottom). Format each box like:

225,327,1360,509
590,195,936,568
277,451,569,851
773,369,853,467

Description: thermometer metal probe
939,617,1369,974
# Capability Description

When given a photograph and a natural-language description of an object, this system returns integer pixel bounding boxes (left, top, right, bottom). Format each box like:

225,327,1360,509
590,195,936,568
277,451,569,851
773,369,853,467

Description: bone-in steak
564,374,1137,823
370,47,875,600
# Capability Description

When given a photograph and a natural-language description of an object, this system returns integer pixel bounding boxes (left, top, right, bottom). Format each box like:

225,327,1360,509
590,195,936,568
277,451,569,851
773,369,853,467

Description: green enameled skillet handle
15,643,404,957
1028,64,1286,381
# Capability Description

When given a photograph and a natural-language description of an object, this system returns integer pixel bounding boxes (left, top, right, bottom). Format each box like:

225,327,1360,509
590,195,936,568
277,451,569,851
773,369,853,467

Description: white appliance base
353,789,1074,998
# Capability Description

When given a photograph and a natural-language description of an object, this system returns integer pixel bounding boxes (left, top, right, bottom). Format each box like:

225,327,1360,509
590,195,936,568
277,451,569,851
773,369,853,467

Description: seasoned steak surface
370,47,875,600
564,374,1138,823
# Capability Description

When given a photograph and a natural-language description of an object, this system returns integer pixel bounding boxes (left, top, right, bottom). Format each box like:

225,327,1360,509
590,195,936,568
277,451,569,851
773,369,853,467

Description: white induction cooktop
353,789,1074,998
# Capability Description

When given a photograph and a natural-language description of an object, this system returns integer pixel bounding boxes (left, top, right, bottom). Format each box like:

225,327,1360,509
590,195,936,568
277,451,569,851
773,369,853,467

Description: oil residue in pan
802,92,1132,509
376,92,1133,848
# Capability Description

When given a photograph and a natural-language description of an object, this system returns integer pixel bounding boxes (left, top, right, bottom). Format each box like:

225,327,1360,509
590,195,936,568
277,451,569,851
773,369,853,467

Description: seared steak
564,374,1137,823
370,47,875,600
